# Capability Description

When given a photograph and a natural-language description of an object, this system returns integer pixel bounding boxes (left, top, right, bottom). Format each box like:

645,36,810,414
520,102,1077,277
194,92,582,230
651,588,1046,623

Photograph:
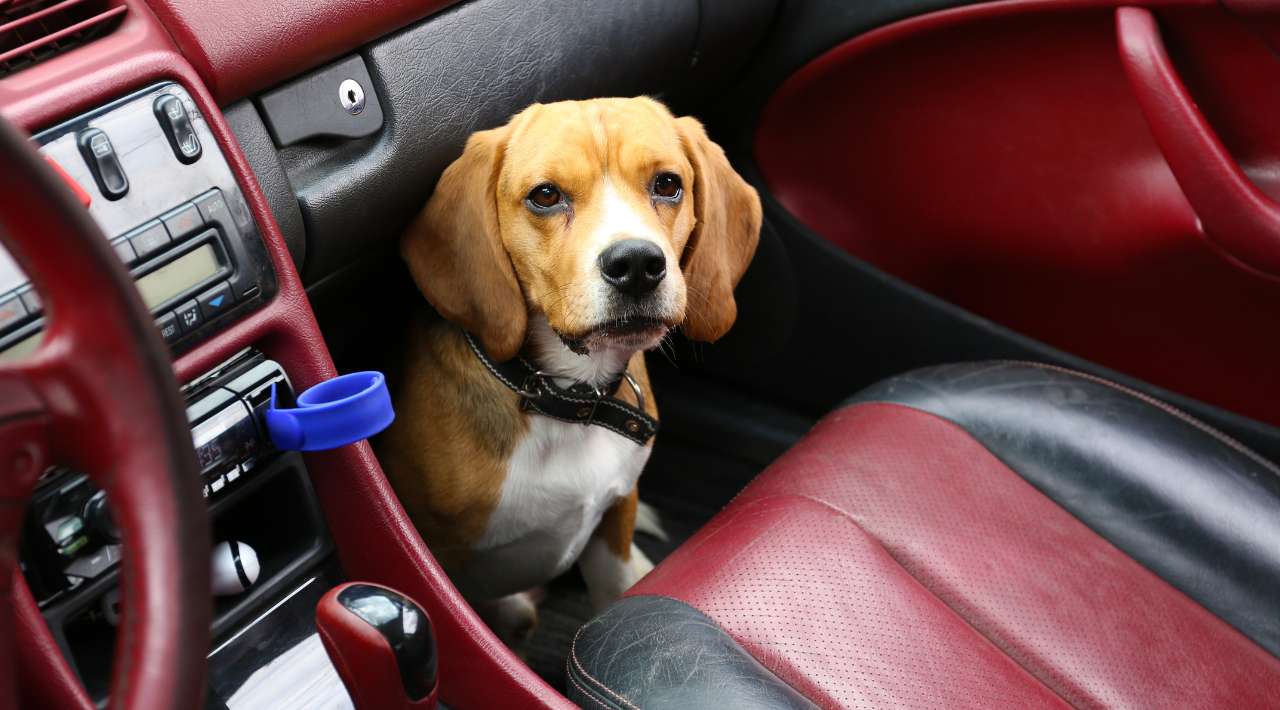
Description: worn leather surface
850,361,1280,658
281,0,700,284
567,595,815,710
626,397,1280,708
143,0,458,103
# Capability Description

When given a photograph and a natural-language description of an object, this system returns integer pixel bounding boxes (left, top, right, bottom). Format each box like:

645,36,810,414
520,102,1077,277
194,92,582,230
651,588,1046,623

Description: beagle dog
378,97,761,642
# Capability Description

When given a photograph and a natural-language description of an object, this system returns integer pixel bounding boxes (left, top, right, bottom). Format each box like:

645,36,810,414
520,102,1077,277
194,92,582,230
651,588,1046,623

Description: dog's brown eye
652,173,682,200
527,183,563,210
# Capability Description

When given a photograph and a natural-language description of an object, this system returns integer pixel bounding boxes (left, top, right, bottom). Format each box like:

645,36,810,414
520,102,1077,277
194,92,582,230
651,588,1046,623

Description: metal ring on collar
622,371,645,413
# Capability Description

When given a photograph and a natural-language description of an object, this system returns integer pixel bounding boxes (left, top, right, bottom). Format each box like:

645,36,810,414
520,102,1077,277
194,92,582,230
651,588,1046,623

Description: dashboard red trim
4,2,569,708
142,0,460,104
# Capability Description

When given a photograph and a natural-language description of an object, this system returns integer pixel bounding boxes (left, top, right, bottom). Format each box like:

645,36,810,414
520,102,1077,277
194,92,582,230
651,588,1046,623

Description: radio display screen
136,243,219,309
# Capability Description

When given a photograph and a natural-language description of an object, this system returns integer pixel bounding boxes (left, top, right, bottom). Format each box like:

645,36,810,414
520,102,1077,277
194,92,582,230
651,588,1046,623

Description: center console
0,82,276,360
9,85,357,708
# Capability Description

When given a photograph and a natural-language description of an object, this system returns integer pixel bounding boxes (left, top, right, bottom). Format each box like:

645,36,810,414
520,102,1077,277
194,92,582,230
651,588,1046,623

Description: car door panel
754,0,1280,426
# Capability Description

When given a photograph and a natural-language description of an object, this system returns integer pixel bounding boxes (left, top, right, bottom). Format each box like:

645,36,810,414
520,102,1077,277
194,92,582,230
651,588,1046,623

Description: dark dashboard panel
142,0,460,104
278,0,702,284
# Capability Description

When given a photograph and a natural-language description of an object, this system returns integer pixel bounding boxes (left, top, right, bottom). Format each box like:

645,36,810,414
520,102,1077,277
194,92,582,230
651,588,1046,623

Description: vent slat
0,0,125,77
0,0,92,36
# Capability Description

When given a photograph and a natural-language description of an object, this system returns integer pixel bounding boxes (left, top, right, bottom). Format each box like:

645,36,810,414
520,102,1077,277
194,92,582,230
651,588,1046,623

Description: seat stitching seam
569,622,643,710
995,361,1280,478
565,669,616,710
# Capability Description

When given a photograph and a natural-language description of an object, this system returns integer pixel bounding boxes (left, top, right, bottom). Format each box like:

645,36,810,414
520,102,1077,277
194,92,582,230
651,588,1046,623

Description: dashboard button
161,203,203,239
194,190,241,238
111,238,138,265
0,293,27,331
127,221,170,260
197,281,234,320
76,128,128,200
156,312,181,343
18,289,40,316
175,299,202,333
154,94,202,164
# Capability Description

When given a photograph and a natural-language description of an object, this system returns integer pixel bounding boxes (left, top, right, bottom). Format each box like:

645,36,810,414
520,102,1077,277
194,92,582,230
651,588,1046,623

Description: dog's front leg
579,487,655,611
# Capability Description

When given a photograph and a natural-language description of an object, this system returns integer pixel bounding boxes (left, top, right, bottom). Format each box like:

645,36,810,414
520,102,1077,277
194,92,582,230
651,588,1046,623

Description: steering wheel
0,116,210,708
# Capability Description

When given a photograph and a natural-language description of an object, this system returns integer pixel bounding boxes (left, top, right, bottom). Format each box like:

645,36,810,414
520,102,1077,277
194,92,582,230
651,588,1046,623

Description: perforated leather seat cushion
570,364,1280,709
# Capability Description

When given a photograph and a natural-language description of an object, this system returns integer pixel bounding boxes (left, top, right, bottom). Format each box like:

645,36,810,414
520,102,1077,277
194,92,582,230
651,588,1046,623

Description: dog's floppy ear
675,116,762,342
401,126,527,360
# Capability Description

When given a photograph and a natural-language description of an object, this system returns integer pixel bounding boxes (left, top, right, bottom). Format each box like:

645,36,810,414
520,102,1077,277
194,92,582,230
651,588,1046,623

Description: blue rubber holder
264,371,395,451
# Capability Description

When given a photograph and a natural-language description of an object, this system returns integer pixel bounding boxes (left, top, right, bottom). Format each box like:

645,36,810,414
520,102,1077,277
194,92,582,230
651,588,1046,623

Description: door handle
1117,6,1280,277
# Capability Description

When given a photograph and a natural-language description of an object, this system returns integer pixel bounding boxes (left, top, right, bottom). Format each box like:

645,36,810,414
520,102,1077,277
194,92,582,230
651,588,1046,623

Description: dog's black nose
599,239,666,297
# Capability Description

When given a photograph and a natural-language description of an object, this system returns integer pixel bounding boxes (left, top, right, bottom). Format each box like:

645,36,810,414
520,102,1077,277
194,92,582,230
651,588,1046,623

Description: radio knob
82,491,120,544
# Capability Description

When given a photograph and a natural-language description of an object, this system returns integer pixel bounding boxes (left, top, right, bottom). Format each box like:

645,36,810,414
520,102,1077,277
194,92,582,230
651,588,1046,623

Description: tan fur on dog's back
378,317,527,570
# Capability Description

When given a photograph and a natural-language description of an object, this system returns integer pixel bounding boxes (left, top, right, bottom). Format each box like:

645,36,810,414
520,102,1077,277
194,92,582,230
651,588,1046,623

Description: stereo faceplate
21,350,292,606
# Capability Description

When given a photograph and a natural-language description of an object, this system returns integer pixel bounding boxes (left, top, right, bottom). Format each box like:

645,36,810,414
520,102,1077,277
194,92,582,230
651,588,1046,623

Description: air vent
0,0,127,79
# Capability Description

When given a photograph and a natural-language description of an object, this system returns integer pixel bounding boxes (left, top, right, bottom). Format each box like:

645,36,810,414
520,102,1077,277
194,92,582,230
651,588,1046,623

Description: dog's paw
475,591,540,648
584,542,655,611
634,500,670,543
630,542,655,580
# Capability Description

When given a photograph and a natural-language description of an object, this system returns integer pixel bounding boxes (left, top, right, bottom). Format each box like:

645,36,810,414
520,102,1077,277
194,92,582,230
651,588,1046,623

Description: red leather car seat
567,362,1280,709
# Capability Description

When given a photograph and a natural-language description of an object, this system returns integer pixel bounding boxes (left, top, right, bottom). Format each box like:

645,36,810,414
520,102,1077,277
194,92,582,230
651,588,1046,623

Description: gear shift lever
316,582,439,710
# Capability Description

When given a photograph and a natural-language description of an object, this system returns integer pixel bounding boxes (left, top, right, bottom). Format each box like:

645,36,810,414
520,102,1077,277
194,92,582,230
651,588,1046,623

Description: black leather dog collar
464,332,659,445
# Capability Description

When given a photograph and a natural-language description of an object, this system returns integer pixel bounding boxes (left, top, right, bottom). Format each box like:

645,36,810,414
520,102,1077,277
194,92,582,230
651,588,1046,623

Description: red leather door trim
754,0,1280,426
1118,6,1280,277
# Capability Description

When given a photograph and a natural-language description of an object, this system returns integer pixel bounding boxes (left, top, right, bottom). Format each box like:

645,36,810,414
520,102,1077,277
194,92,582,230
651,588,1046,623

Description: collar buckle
575,383,608,426
517,370,553,411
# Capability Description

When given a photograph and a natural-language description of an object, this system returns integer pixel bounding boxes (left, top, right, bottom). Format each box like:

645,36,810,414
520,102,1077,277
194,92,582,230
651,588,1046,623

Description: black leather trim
567,595,816,710
847,361,1280,658
222,100,306,268
729,0,985,108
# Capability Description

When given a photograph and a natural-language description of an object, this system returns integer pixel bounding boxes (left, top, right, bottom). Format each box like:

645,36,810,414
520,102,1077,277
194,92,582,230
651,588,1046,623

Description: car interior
2,0,1279,708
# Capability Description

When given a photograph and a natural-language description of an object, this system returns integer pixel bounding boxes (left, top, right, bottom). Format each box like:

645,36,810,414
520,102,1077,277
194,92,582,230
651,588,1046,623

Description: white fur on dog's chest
461,414,650,600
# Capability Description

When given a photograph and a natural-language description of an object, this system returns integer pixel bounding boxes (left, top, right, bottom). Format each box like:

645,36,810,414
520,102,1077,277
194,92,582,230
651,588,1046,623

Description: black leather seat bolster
566,595,817,710
847,361,1280,658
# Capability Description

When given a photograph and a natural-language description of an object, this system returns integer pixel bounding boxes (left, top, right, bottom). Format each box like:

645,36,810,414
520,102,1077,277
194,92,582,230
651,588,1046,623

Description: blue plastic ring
264,371,395,451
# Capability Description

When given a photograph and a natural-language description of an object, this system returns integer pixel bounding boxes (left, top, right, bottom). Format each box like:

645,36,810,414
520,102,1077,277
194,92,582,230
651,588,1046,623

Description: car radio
20,350,293,606
0,82,276,360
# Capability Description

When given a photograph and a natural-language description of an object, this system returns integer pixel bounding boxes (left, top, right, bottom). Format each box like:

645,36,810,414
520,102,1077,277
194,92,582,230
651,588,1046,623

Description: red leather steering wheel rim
0,116,210,708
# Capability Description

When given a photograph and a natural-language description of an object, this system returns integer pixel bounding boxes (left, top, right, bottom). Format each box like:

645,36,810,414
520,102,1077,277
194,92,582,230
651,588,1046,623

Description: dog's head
402,97,762,361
